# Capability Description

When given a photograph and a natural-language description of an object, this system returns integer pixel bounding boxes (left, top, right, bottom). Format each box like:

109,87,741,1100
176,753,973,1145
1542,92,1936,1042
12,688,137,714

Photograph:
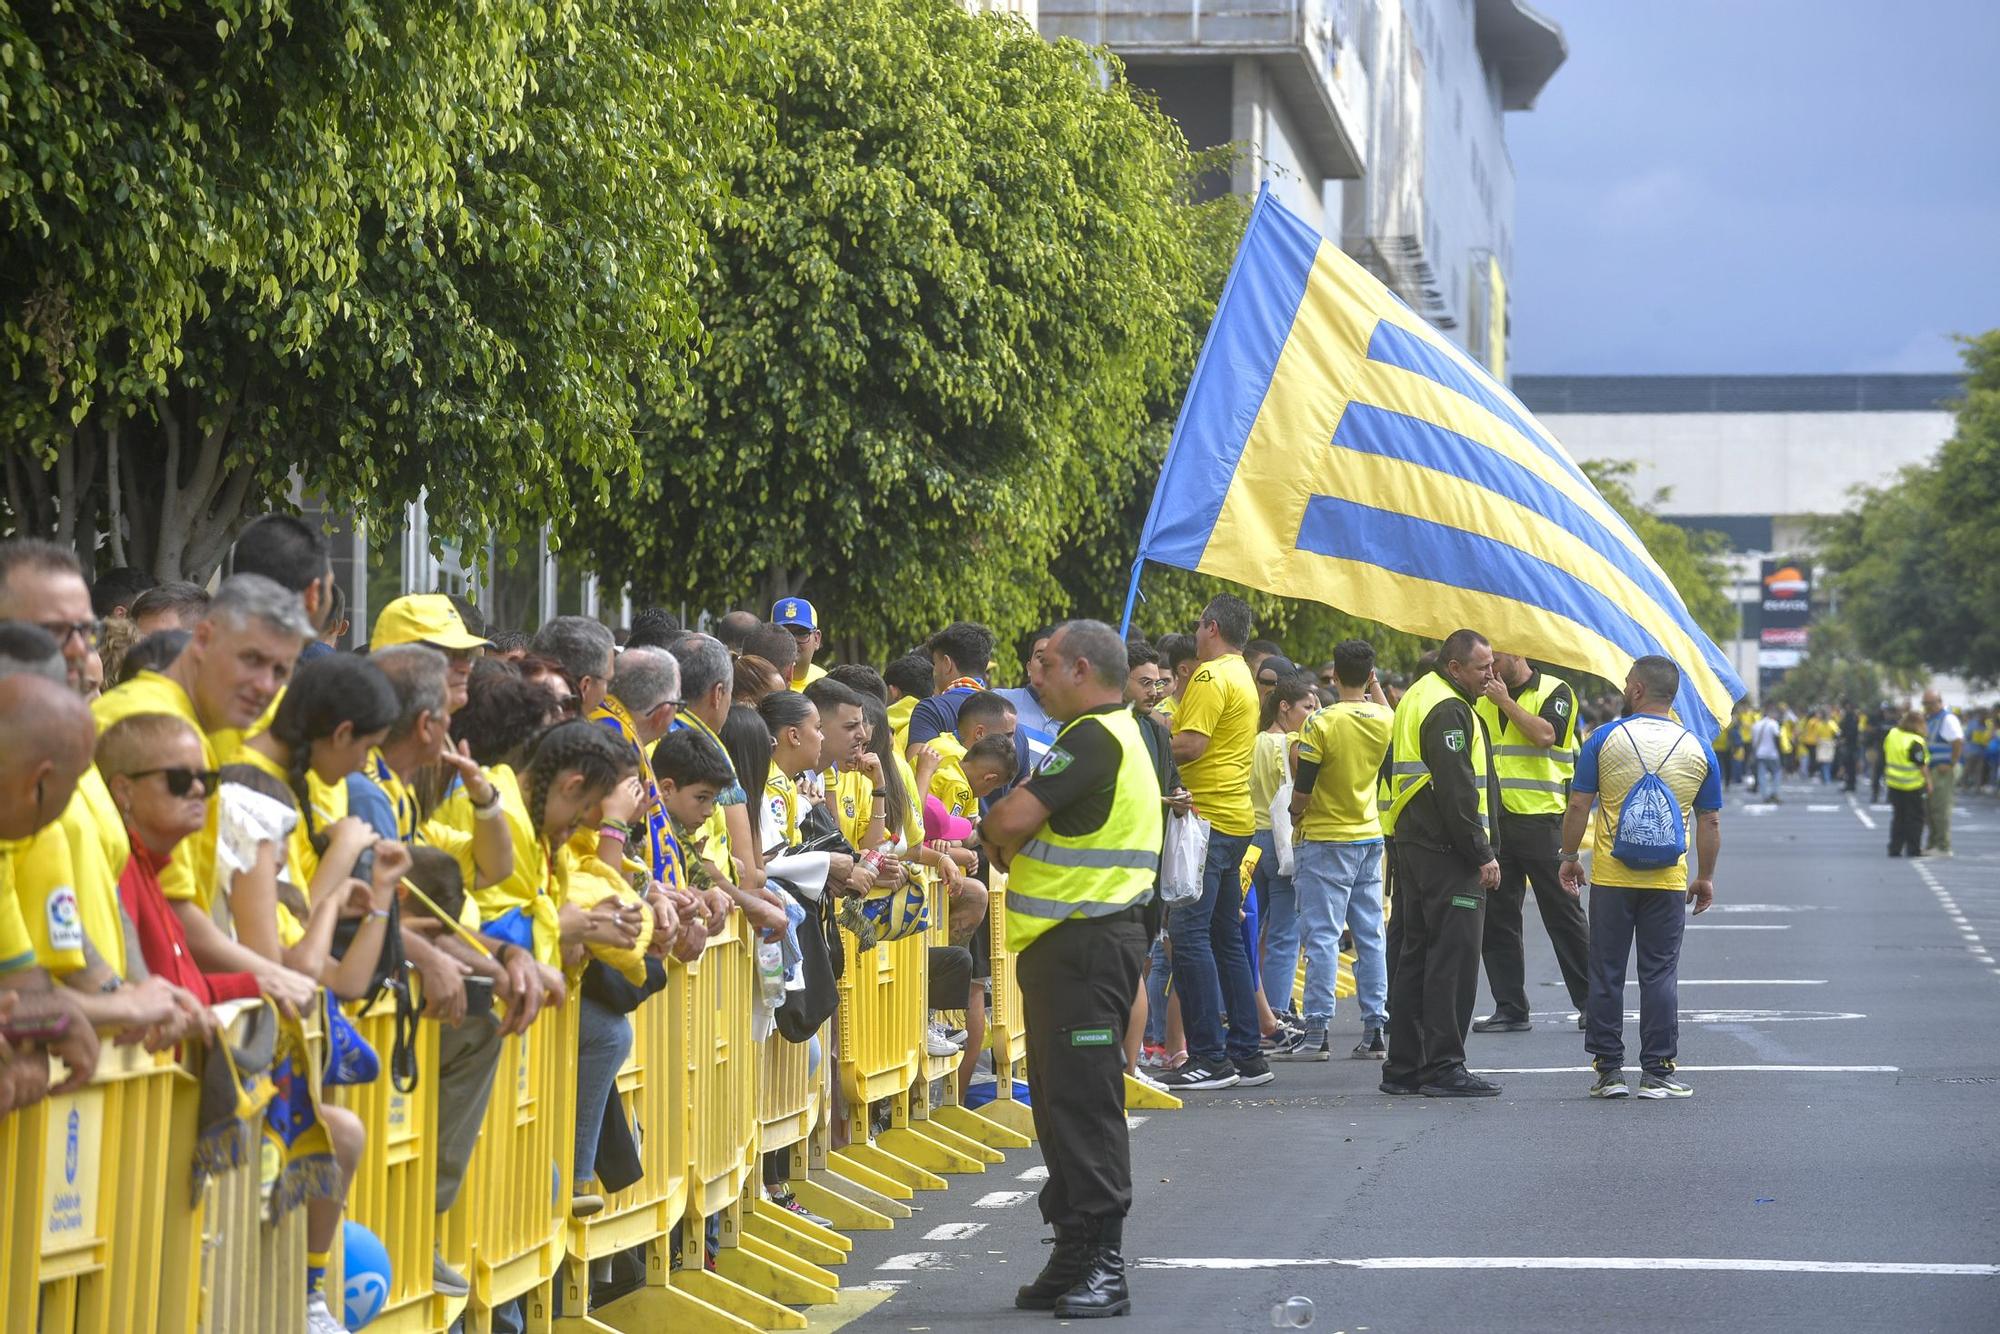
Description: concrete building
1039,0,1565,374
1517,372,1965,694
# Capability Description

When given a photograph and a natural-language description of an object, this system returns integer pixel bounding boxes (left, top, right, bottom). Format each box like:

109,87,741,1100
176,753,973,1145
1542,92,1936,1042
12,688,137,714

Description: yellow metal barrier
684,922,755,1222
978,871,1034,1138
333,999,444,1334
756,1026,824,1156
12,1045,201,1334
447,993,579,1331
198,1125,310,1334
835,927,924,1112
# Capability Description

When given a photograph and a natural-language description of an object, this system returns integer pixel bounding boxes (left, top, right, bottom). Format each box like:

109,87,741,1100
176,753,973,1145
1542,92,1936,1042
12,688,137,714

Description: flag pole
1118,557,1145,636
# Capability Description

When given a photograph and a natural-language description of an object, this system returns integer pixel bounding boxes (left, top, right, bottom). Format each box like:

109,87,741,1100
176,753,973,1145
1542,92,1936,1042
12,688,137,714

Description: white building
1518,372,1965,694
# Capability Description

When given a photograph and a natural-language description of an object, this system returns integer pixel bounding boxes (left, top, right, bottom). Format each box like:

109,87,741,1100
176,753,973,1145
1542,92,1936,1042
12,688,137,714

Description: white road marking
925,1222,987,1241
1017,1165,1049,1182
1133,1256,1997,1276
1480,1072,1896,1080
1685,925,1793,935
1708,904,1820,913
879,1252,953,1271
1909,860,1998,982
861,1279,908,1291
972,1190,1036,1209
1807,804,1844,812
1847,795,1878,830
1125,1115,1149,1128
1626,979,1825,985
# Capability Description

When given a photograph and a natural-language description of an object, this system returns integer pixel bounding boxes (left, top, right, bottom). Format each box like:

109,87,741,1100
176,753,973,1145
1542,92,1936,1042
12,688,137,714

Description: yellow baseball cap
370,594,494,651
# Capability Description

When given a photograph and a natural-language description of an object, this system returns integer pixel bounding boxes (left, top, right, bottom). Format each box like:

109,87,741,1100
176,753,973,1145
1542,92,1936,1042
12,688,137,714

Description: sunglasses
130,767,220,797
39,618,103,650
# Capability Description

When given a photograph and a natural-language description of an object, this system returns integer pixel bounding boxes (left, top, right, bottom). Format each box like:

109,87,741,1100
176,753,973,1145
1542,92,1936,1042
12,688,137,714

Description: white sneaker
926,1022,962,1057
305,1292,346,1334
1130,1069,1166,1091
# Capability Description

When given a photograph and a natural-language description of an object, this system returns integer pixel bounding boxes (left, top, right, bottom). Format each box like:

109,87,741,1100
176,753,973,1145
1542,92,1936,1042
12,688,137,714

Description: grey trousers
1926,767,1956,852
434,1011,504,1214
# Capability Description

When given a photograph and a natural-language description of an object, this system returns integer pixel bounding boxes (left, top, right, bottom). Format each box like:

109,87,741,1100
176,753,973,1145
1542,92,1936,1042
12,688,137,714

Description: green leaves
1818,332,2000,682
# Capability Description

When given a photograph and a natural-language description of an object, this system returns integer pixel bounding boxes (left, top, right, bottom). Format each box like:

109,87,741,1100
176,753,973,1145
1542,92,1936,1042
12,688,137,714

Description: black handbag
772,872,843,1043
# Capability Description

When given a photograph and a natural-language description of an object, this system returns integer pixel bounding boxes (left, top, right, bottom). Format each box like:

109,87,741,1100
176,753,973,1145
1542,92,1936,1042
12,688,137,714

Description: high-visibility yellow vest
1475,671,1577,817
1006,708,1163,953
1377,769,1397,837
1386,672,1491,836
1882,728,1926,792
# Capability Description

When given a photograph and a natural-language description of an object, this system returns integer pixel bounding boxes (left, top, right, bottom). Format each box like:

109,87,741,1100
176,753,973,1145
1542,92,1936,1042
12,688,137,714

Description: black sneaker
1351,1026,1386,1060
1420,1071,1502,1098
1471,1014,1531,1033
1636,1072,1693,1099
1589,1071,1630,1099
1233,1054,1275,1087
1269,1028,1326,1061
1260,1023,1304,1053
1154,1063,1240,1091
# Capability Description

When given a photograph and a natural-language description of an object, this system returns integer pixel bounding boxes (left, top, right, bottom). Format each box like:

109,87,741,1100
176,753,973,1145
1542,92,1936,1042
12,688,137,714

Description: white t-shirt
1929,711,1965,744
1751,717,1781,760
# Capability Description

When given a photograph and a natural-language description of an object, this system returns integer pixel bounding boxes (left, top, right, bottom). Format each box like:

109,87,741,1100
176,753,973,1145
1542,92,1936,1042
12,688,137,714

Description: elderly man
532,616,617,719
370,593,493,713
1921,689,1963,856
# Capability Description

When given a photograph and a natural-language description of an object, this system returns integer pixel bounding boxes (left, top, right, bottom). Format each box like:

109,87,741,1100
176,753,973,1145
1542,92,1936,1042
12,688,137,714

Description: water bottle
757,941,786,1006
1271,1296,1314,1328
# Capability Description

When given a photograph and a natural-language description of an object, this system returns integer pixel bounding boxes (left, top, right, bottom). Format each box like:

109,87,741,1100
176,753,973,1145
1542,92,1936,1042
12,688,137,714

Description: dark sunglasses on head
131,767,220,797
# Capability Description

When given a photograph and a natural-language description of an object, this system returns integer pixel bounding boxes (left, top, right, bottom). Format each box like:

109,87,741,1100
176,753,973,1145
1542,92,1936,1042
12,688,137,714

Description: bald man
0,674,103,1112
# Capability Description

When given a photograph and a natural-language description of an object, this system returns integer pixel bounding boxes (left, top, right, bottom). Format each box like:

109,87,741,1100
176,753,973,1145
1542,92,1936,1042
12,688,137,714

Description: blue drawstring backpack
1611,727,1691,870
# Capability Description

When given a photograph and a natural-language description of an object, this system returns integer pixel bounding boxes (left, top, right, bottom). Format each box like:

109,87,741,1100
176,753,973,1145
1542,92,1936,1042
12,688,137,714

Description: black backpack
772,872,845,1043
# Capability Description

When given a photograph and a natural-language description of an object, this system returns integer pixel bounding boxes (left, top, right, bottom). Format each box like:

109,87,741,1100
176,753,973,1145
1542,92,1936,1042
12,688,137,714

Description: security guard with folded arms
1380,629,1502,1099
981,619,1162,1321
1472,652,1589,1033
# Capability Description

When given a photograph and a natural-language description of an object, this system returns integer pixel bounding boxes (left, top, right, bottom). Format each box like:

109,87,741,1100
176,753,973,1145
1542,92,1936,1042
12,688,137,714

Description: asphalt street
817,775,2000,1333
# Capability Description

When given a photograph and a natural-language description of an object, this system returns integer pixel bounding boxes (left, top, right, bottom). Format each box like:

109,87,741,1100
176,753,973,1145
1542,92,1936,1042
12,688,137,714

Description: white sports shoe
305,1292,347,1334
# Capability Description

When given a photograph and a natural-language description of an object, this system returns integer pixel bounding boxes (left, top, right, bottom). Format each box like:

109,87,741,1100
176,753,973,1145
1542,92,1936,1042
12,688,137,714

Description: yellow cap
370,594,493,651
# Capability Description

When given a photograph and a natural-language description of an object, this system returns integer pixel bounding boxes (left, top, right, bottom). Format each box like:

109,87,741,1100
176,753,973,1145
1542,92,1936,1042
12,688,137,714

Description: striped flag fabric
1126,188,1743,738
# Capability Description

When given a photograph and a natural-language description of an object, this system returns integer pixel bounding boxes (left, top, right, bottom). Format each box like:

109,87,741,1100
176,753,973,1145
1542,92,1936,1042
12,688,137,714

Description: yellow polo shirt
1295,701,1394,843
0,841,42,974
14,769,129,978
93,670,227,907
1172,653,1259,837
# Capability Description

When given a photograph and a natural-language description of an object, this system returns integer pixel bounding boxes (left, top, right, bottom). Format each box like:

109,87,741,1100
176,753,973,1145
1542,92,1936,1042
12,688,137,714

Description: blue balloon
341,1220,392,1329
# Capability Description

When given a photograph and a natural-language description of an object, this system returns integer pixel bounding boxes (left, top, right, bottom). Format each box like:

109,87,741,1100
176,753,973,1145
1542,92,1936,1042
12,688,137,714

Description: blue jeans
1293,840,1388,1030
1251,829,1301,1013
1585,885,1686,1075
1143,934,1171,1047
1168,828,1259,1067
575,995,633,1181
1755,757,1781,799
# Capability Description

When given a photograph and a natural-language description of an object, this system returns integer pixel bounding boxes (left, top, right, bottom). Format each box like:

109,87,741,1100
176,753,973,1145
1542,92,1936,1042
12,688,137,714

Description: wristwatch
1559,851,1581,863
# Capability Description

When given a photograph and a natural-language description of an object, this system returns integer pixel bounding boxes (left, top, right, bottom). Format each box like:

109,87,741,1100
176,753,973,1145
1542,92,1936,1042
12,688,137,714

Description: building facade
1039,0,1564,375
1517,372,1965,695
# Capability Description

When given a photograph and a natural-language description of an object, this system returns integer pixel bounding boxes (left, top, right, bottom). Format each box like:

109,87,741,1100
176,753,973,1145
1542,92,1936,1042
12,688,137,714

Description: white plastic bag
1159,812,1209,905
1270,780,1295,877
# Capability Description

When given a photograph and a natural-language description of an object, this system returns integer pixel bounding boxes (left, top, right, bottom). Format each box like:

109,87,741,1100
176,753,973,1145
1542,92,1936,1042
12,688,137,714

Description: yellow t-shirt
826,767,877,850
463,767,560,967
926,733,975,821
366,748,478,884
1172,653,1259,837
1296,701,1395,843
1249,731,1293,832
559,840,653,985
0,841,44,974
1579,715,1719,890
887,695,917,758
14,769,129,978
93,670,229,908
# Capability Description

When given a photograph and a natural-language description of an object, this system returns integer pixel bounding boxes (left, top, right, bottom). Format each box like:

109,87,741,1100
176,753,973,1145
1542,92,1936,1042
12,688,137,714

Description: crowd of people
1710,694,1993,856
36,518,1990,1322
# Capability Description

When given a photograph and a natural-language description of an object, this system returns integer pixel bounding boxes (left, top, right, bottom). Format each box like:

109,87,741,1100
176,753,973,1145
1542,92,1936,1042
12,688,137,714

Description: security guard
1472,652,1588,1033
1380,629,1502,1099
1882,709,1930,858
981,619,1162,1320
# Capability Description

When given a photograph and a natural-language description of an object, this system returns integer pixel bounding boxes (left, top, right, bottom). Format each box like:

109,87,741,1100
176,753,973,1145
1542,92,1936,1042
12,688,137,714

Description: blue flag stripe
1139,191,1319,569
1331,402,1729,677
1365,321,1592,489
1296,495,1710,727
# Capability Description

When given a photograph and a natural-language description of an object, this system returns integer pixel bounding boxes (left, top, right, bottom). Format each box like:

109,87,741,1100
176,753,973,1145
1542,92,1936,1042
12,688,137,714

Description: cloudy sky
1509,1,2000,375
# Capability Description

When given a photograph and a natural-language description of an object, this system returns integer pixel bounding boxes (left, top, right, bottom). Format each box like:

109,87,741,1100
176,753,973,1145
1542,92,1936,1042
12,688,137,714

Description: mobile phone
1,1011,72,1044
462,976,496,1019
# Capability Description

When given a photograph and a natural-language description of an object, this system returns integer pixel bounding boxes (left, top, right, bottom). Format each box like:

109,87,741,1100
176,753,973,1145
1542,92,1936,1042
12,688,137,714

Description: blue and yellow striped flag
1128,190,1743,738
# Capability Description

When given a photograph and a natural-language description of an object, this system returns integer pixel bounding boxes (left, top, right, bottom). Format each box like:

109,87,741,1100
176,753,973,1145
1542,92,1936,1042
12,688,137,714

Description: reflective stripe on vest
1005,708,1163,953
1474,672,1577,817
1883,728,1926,792
1386,672,1491,836
1926,712,1957,767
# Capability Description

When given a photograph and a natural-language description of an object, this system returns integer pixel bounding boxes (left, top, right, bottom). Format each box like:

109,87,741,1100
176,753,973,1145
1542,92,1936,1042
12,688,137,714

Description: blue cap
773,597,818,631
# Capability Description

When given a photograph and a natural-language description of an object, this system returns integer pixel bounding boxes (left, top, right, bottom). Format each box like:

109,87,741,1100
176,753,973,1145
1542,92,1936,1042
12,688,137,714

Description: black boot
1053,1217,1131,1319
1014,1223,1090,1310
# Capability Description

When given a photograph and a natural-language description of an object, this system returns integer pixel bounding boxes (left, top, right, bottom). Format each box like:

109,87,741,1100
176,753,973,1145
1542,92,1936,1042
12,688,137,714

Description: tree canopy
558,0,1227,663
1818,331,1999,683
1,0,754,579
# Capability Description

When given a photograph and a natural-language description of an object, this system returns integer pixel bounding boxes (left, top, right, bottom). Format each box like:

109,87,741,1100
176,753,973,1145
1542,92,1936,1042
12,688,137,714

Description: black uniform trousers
1019,909,1147,1228
1481,813,1589,1019
1383,841,1487,1087
1887,786,1926,857
1382,836,1400,998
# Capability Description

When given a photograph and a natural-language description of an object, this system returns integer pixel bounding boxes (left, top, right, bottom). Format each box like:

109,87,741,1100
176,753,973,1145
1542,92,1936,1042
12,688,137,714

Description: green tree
1770,616,1914,711
1,0,753,579
1819,331,1999,682
560,0,1220,663
1579,459,1737,645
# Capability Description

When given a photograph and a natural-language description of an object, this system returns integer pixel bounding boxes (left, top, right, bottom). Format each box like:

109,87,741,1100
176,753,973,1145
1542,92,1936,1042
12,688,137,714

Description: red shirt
117,833,261,1005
